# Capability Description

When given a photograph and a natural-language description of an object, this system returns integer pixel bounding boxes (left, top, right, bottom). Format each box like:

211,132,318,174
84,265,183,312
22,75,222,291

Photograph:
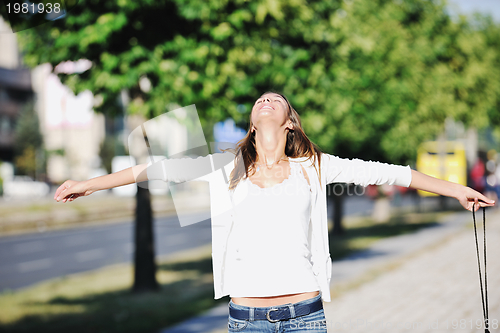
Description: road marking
17,258,53,273
13,241,45,254
75,249,105,262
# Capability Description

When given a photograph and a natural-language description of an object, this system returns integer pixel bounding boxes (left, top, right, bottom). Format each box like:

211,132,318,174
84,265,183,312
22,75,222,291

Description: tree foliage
13,102,45,178
6,0,500,164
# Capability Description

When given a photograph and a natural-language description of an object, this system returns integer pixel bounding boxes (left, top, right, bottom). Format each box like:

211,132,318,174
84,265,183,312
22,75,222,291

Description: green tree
98,133,127,174
5,0,500,288
10,0,500,162
13,102,46,179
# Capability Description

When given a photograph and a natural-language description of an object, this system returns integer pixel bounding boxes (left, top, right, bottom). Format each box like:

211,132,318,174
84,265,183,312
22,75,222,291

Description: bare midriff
231,290,320,307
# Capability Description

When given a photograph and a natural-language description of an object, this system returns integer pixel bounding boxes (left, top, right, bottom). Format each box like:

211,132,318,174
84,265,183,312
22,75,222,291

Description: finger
476,192,495,204
64,194,74,203
57,190,71,201
56,181,72,196
56,190,67,201
478,201,495,207
54,184,66,199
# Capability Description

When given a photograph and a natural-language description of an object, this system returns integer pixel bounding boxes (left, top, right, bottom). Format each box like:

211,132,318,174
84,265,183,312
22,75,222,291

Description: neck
254,126,288,165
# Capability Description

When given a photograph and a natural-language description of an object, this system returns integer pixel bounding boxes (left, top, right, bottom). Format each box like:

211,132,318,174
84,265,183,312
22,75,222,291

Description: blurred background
0,0,499,332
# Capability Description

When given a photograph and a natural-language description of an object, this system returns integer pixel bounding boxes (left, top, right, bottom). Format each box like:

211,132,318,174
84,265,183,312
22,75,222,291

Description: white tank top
226,161,320,297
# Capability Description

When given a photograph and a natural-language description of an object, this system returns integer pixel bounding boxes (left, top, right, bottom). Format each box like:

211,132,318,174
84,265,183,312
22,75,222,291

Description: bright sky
446,0,500,22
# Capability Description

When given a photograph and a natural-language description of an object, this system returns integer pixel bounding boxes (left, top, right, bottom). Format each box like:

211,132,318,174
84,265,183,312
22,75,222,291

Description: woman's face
250,93,292,132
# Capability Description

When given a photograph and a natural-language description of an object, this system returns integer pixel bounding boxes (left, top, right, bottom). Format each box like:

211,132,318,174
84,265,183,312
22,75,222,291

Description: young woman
54,92,495,332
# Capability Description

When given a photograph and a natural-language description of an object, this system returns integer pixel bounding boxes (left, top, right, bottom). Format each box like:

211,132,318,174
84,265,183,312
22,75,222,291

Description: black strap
472,204,490,333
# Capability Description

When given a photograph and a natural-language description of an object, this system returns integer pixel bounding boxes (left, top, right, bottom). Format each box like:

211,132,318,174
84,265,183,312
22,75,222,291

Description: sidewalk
159,208,500,333
324,208,500,333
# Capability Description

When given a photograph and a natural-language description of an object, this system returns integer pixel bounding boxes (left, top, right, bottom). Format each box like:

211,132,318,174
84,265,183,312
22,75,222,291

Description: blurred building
0,17,34,163
31,62,106,183
0,16,106,183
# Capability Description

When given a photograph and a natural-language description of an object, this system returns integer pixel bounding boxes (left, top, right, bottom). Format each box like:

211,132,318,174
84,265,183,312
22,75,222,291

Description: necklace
255,155,288,172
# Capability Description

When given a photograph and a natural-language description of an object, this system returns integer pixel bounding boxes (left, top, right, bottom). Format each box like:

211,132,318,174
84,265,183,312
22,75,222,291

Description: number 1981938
444,319,498,330
6,2,61,14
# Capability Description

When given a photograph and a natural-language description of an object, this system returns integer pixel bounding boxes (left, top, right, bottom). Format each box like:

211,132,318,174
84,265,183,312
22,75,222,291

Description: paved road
0,193,436,291
0,212,212,291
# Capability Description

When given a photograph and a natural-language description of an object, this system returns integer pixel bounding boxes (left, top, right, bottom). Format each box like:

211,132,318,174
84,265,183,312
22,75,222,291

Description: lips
259,105,274,111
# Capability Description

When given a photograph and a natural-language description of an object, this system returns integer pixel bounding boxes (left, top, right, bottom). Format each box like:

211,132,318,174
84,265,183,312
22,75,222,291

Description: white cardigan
147,152,412,302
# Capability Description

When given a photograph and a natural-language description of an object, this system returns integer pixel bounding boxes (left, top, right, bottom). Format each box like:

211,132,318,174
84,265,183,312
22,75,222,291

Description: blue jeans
228,292,328,332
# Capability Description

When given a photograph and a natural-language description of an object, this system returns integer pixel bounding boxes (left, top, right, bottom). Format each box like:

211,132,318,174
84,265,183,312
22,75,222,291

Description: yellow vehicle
416,141,467,197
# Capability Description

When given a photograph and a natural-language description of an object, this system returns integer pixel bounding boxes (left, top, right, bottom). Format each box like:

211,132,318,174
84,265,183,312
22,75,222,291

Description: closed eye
254,96,285,105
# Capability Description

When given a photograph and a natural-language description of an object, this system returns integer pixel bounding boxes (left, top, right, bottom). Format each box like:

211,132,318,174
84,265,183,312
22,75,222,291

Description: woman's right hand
54,180,94,203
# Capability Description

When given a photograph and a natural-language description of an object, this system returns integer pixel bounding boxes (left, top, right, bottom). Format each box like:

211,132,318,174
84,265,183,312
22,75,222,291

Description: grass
0,210,450,333
329,211,447,261
0,245,228,333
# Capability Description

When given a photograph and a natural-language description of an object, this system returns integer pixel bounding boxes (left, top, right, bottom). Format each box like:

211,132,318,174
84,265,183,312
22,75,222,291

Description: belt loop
288,304,296,319
249,307,254,322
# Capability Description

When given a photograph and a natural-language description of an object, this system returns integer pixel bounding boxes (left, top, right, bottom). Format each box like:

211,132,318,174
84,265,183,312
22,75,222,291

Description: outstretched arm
54,151,236,203
409,169,495,212
54,163,149,203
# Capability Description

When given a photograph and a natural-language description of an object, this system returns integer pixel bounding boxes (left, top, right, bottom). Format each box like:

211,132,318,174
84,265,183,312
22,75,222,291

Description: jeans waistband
229,292,323,322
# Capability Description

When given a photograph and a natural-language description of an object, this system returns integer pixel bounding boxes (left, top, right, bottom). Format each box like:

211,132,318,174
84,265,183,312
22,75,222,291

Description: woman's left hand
409,170,495,212
456,186,495,212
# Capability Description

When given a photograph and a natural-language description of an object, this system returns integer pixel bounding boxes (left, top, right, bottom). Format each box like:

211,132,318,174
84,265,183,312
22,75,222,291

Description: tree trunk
133,184,159,293
332,191,344,235
327,184,344,236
